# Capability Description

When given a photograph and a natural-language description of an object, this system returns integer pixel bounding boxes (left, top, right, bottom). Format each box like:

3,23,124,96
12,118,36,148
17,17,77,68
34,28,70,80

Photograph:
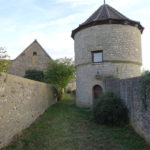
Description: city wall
0,73,56,149
104,77,150,145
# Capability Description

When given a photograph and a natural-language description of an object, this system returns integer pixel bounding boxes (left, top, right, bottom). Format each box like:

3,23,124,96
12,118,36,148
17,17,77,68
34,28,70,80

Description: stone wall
0,73,56,149
104,77,150,145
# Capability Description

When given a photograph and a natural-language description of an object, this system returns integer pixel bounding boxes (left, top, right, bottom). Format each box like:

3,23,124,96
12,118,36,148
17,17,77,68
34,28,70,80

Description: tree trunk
57,88,64,101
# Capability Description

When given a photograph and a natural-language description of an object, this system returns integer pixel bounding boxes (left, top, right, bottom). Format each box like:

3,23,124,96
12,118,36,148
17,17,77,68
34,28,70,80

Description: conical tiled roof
81,4,130,25
71,4,144,38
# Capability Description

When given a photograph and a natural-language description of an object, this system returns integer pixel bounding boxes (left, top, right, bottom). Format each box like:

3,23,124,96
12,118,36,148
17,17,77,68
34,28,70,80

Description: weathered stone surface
104,77,150,145
0,73,56,149
74,24,142,106
75,25,142,66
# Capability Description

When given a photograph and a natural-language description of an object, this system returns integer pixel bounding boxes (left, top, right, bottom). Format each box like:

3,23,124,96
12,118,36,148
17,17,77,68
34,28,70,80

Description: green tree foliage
93,92,129,126
140,71,150,110
0,47,9,74
45,58,75,100
24,70,44,82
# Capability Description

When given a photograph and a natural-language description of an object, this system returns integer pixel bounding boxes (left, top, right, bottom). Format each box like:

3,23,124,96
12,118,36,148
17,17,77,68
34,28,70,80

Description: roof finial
104,0,106,4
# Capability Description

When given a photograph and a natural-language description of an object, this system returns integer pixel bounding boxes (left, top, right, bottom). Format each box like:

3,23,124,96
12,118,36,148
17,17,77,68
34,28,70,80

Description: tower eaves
71,4,144,38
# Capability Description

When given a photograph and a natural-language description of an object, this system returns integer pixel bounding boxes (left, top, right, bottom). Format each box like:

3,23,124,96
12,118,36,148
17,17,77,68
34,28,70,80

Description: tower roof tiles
71,4,144,38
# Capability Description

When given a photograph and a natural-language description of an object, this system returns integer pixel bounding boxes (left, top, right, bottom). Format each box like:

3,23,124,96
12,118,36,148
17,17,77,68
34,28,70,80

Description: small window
33,52,37,56
92,51,103,63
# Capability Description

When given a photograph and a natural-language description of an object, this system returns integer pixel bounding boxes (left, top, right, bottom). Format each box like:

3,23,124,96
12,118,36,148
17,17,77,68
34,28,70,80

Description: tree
45,58,75,101
24,70,44,82
0,47,9,74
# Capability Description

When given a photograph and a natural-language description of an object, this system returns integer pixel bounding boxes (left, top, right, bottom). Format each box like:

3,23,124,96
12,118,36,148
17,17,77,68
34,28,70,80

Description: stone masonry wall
0,73,56,149
76,63,141,107
74,24,142,107
74,24,142,67
104,77,150,145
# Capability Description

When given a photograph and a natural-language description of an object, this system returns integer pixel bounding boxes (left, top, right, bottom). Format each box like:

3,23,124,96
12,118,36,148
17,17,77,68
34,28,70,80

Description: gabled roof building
9,40,52,77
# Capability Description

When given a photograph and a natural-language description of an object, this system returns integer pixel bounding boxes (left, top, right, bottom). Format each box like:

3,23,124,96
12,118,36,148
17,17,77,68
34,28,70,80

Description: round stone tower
71,3,144,107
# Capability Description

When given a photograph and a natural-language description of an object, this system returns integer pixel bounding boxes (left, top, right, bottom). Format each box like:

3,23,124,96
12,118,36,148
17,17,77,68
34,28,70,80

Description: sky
0,0,149,70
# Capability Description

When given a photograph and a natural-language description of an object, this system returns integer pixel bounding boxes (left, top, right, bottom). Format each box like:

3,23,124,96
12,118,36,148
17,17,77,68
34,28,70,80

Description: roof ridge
107,4,129,19
94,5,104,21
105,4,110,18
13,40,52,61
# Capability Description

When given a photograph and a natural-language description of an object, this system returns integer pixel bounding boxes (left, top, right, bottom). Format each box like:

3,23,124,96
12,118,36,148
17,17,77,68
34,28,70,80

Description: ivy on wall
140,71,150,110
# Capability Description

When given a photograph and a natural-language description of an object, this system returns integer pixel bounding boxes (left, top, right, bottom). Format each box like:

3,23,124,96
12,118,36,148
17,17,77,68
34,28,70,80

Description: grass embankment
2,94,149,150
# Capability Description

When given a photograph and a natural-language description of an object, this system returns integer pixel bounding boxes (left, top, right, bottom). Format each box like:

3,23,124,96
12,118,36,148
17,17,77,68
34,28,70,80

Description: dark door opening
93,85,103,102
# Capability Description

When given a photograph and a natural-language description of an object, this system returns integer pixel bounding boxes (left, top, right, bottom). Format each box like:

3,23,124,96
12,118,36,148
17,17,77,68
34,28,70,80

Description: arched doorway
93,85,103,102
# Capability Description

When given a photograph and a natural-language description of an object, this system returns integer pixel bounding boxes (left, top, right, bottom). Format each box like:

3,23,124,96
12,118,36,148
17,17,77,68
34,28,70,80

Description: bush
24,70,44,82
0,47,10,74
93,92,129,126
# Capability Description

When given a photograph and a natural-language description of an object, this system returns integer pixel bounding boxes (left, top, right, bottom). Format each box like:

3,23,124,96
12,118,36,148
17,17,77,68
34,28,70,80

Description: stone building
71,3,144,106
9,40,52,77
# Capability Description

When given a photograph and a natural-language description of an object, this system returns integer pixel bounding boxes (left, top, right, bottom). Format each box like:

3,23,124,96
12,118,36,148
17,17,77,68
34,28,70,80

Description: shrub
0,47,10,74
24,70,44,82
93,92,128,126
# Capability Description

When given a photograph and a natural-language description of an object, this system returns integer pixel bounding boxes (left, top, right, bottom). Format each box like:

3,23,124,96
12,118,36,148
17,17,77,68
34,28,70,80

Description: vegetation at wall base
93,92,129,126
2,94,149,150
45,58,75,101
140,71,150,110
24,70,44,82
0,47,10,74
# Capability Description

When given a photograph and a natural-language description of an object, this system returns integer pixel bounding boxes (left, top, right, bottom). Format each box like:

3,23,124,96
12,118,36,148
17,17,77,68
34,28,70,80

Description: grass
2,94,149,150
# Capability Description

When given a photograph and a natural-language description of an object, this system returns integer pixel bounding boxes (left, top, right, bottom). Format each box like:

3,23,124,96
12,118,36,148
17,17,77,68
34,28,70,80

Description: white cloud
110,0,140,9
56,0,99,5
0,0,149,70
34,13,82,30
9,29,74,60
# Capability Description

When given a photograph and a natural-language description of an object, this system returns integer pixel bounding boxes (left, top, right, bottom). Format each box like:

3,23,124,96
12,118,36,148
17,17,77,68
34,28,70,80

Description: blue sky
0,0,149,70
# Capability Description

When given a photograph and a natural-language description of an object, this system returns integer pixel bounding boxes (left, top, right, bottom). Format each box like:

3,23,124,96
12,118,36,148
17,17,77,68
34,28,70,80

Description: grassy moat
2,94,149,150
